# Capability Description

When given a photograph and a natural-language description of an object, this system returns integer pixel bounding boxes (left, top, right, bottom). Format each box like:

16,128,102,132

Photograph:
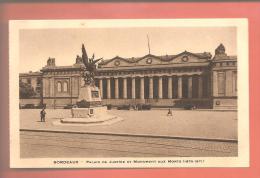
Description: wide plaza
20,109,237,140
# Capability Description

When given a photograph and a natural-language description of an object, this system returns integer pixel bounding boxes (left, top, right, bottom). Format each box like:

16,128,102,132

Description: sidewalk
20,109,238,141
152,108,237,112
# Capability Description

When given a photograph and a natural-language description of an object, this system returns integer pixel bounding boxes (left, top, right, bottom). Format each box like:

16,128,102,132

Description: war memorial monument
60,44,119,125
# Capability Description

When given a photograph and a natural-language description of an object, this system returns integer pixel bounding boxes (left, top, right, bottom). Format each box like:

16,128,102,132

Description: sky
19,27,236,73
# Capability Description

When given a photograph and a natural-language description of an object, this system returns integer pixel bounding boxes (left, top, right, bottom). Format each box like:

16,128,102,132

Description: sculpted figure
215,43,226,55
81,44,103,86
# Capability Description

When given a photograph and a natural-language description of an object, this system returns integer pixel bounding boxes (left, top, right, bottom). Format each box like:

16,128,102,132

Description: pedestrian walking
40,107,46,122
167,108,173,117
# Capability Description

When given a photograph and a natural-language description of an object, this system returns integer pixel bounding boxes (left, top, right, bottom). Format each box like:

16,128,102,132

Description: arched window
57,82,62,92
63,82,68,92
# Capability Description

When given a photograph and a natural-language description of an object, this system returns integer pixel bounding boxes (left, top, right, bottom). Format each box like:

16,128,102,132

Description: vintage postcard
9,19,249,168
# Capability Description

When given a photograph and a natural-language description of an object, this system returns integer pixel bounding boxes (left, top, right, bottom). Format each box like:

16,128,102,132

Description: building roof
98,51,212,66
19,71,42,77
213,55,237,61
20,49,236,75
97,62,210,72
41,65,84,71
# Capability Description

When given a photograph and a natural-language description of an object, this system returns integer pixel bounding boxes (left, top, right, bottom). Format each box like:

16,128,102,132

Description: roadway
20,130,238,158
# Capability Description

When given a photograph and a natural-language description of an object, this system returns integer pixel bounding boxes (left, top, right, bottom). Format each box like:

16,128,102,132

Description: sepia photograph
9,19,249,168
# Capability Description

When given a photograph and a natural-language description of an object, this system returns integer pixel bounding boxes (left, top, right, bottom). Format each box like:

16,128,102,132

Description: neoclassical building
19,44,237,109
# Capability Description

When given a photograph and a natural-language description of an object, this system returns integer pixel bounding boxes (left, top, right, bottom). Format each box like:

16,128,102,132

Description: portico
94,49,213,108
98,74,207,99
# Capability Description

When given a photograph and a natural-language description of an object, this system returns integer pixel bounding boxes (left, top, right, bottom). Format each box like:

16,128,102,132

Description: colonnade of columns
98,75,205,100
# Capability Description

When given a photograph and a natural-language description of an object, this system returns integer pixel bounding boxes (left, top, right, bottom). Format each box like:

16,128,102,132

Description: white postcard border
9,19,249,168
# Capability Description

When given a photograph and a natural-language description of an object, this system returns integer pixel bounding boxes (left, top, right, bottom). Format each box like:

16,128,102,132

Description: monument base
58,83,122,125
78,85,101,104
60,106,121,125
71,107,107,118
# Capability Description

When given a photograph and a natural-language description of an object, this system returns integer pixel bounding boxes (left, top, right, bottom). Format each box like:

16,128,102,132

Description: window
27,78,31,85
63,82,68,92
37,78,41,85
36,86,41,93
57,82,62,92
217,72,225,96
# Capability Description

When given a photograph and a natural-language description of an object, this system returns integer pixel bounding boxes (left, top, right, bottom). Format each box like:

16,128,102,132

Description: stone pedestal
71,107,106,118
78,85,101,103
60,106,119,124
59,84,121,125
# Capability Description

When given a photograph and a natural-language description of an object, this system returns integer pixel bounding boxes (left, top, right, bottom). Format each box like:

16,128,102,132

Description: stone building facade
19,44,237,109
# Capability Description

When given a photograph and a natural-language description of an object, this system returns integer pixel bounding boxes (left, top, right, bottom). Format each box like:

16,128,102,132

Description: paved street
19,109,238,157
20,109,237,140
20,131,237,158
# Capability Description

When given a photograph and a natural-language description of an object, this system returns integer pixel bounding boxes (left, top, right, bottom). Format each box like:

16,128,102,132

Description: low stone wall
212,98,237,110
42,98,78,108
102,98,212,109
21,97,236,109
102,99,144,106
20,98,41,107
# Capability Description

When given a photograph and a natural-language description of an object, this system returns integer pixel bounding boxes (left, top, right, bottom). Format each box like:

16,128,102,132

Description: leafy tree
19,80,36,99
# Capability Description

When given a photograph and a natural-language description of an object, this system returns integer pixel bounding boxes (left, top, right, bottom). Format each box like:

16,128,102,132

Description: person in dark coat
40,107,46,122
167,108,173,117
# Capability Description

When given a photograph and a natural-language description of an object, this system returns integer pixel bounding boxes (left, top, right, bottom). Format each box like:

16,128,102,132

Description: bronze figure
81,44,103,86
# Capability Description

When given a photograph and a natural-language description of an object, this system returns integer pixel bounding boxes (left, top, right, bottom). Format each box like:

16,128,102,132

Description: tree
19,80,36,99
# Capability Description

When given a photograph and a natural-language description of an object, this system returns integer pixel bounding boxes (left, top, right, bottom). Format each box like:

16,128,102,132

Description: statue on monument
75,44,103,107
81,44,103,86
58,44,121,125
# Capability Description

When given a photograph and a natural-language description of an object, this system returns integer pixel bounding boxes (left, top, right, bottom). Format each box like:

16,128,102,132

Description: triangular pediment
98,56,135,67
135,54,166,65
98,51,211,68
166,51,211,63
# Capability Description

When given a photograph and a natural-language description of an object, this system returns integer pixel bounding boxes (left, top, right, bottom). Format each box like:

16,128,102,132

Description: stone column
188,76,193,98
149,77,153,99
132,77,136,99
50,77,55,97
51,77,56,109
168,76,173,99
123,78,127,99
31,78,37,92
140,77,145,99
177,76,182,98
107,78,111,99
42,78,49,97
198,76,203,98
212,71,218,97
158,76,163,99
115,78,119,99
232,71,237,96
99,79,103,99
